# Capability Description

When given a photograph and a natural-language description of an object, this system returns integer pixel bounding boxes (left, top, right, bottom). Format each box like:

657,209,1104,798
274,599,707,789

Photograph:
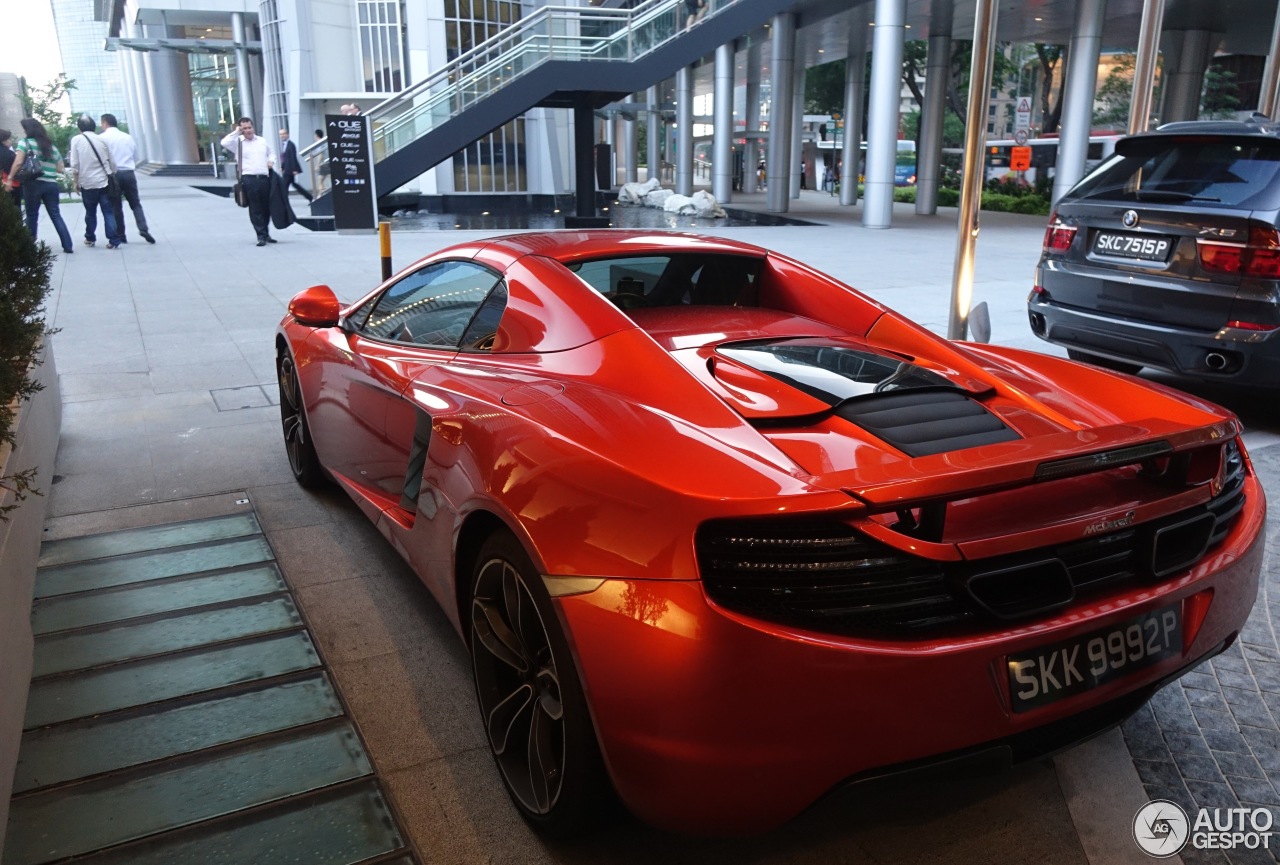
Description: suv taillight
1042,211,1077,254
1199,225,1280,278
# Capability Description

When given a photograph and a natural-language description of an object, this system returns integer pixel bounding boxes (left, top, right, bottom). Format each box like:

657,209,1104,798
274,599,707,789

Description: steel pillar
713,42,734,202
862,0,906,228
1129,0,1165,133
1053,0,1105,204
766,13,796,212
840,13,867,206
677,65,694,196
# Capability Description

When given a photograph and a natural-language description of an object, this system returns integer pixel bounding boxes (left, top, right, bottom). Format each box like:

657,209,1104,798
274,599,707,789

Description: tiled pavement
1122,446,1280,865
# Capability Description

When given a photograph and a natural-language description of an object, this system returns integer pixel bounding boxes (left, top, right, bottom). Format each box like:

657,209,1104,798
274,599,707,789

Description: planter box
0,341,60,859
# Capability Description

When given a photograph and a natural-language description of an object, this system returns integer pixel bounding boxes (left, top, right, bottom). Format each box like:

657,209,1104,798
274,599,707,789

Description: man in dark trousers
220,118,277,246
277,128,312,202
99,113,155,243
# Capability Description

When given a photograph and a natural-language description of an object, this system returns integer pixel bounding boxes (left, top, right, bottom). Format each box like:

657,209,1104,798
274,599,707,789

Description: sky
8,0,65,86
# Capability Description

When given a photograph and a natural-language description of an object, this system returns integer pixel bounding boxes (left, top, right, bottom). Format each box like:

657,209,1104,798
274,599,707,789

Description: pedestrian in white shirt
99,113,155,244
68,115,122,249
220,117,277,245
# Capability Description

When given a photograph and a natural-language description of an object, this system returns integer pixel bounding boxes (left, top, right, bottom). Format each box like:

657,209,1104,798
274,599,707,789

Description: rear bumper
556,478,1264,835
1028,294,1280,384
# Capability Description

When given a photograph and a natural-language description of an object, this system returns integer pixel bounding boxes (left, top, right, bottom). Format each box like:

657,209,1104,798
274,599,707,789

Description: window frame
352,258,506,350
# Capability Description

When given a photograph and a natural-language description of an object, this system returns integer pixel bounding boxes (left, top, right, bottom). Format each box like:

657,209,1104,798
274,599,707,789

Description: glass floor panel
32,596,303,678
24,631,322,729
30,565,287,635
70,781,405,865
13,673,343,793
35,537,274,599
13,508,415,865
37,513,262,568
4,724,373,865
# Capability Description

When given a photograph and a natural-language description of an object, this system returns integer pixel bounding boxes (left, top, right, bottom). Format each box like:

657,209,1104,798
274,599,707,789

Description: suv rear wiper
1131,189,1222,202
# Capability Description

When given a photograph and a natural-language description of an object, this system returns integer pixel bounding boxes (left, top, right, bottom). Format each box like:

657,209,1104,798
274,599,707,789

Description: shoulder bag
83,135,120,197
15,142,44,182
232,141,249,207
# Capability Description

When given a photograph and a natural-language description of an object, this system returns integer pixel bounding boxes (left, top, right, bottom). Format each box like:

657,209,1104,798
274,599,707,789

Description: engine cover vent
835,390,1020,457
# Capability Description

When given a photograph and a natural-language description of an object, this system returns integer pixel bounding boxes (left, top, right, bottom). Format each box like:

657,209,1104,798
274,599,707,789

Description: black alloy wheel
469,532,609,837
276,348,325,488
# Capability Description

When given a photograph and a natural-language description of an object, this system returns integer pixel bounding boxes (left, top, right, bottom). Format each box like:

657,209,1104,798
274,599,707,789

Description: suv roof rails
1153,115,1280,135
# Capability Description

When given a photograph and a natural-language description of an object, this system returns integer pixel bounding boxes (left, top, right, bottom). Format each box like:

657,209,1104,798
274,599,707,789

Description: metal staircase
302,0,795,212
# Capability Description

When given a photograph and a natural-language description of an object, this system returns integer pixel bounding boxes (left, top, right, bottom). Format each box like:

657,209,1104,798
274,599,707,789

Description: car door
317,259,504,502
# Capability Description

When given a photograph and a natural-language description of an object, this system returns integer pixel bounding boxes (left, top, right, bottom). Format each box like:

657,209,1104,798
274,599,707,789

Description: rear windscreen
1069,136,1280,209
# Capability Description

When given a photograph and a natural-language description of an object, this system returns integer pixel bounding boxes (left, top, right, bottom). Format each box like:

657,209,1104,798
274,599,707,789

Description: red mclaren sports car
276,231,1263,836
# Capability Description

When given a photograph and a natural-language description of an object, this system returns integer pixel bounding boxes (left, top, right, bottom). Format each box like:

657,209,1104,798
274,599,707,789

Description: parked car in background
278,231,1264,837
1028,119,1280,383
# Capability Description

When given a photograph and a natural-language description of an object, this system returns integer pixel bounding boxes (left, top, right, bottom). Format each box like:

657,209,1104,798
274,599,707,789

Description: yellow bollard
379,221,392,282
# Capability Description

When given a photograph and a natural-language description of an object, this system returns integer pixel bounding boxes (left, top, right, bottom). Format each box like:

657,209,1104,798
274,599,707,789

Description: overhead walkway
304,0,795,214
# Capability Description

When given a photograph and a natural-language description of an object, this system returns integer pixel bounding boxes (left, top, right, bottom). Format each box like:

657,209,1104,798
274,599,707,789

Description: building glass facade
51,0,128,121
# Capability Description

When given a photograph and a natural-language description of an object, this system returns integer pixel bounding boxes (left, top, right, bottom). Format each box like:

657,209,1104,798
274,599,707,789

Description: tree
1201,63,1241,119
804,59,847,115
1094,54,1137,128
0,193,53,519
19,74,78,154
1033,44,1066,133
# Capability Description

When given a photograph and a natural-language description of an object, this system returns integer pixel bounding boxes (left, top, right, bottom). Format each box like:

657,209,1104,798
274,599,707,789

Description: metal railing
301,0,735,191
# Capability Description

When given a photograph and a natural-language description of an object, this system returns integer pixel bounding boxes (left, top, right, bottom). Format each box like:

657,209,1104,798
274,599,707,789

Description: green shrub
893,187,917,203
0,193,53,518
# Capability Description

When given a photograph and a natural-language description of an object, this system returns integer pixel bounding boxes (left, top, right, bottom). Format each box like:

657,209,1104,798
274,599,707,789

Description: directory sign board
325,115,378,232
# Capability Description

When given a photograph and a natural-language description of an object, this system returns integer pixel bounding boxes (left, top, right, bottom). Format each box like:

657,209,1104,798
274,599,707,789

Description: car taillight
1224,319,1279,332
1198,226,1280,277
1042,211,1076,254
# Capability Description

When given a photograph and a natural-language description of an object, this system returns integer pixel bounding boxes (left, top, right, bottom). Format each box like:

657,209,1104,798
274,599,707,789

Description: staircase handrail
299,0,682,163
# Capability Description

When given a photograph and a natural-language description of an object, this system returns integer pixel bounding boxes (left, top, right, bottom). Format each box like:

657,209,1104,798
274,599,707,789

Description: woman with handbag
68,115,122,249
3,118,74,253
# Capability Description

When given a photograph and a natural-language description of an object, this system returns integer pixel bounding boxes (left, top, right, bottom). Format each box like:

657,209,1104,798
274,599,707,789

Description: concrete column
841,14,868,206
766,12,796,212
624,109,638,184
1163,30,1215,122
713,42,734,202
125,13,156,162
790,66,805,199
744,44,761,194
604,111,616,188
572,96,598,220
863,0,906,229
647,85,661,183
142,24,198,164
231,12,257,125
1053,0,1105,204
1129,0,1165,133
915,0,953,215
676,65,694,196
1260,4,1280,116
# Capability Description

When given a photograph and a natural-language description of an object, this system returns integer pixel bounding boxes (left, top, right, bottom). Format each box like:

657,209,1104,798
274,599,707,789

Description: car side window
360,261,502,348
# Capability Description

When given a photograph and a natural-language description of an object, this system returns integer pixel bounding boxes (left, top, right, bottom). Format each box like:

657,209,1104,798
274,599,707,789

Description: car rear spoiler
838,416,1239,511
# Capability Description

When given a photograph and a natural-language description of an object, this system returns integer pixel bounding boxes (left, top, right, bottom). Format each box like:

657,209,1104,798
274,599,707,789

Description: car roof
475,231,769,266
1149,116,1280,136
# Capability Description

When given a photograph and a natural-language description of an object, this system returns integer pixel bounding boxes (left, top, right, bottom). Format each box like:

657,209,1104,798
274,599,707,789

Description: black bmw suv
1028,119,1280,385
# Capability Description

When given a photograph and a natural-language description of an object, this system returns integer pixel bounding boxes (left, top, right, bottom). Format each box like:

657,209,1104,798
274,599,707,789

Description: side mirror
288,285,341,328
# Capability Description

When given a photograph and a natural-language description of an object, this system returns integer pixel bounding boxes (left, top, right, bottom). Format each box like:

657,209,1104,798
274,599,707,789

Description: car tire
276,348,326,488
1067,349,1143,376
469,531,610,838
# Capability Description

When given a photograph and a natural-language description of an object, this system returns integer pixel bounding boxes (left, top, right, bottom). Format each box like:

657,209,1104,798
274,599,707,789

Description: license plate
1092,232,1174,262
1007,605,1182,713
